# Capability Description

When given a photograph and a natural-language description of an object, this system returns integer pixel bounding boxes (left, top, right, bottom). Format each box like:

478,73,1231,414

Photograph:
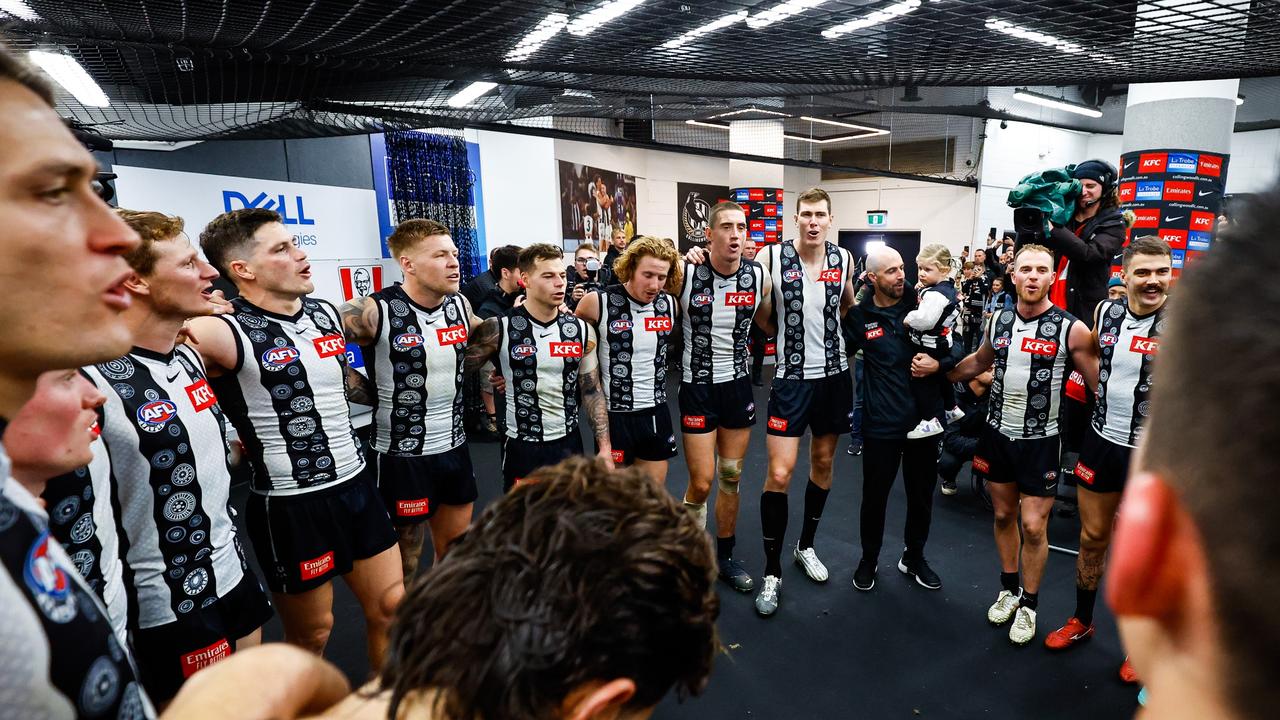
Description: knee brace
682,499,707,529
716,457,744,495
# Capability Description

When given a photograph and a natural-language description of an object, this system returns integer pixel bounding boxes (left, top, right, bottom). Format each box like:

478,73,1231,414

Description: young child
905,244,964,439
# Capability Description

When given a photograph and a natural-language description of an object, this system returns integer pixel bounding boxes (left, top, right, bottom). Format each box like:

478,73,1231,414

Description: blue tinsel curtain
385,131,481,281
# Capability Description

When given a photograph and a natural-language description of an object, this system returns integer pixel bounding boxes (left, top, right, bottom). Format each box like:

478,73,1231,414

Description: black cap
1072,159,1117,190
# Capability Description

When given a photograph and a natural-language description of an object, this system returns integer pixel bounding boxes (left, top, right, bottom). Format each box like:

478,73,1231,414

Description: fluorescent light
685,118,889,144
985,18,1083,53
1236,94,1245,105
747,0,829,29
660,10,747,50
865,240,887,254
709,108,792,119
567,0,645,36
823,0,920,38
506,13,569,61
685,119,727,131
28,51,109,106
800,116,889,135
1012,88,1102,118
447,81,497,108
0,0,39,20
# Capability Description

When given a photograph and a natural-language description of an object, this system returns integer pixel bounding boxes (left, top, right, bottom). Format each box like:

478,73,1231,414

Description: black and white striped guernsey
986,305,1076,439
42,431,129,642
593,286,675,411
212,298,364,495
766,240,852,380
84,345,249,630
678,259,764,384
495,307,590,442
1093,298,1163,447
364,284,470,456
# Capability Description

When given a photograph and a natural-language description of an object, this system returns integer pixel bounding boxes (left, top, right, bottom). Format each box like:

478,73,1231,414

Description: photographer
565,242,612,310
1040,160,1129,327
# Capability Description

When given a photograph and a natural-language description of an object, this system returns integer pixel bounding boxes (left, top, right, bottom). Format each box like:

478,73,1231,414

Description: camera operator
566,242,612,310
1040,160,1129,327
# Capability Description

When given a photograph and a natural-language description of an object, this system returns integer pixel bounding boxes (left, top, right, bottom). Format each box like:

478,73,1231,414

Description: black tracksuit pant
860,437,939,561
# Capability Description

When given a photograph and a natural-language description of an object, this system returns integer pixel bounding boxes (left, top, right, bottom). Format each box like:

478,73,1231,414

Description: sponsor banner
676,182,731,252
339,265,384,301
731,187,784,246
559,161,638,246
112,166,381,262
1117,147,1229,277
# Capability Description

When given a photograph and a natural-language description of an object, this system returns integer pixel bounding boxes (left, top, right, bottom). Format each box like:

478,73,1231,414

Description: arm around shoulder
186,315,239,376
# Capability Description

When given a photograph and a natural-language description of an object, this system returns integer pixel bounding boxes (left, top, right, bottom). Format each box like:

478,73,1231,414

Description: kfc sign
436,325,468,346
1130,336,1159,355
313,334,346,358
549,342,583,358
1138,153,1167,173
1021,337,1058,357
817,268,842,283
185,379,217,412
644,316,673,332
724,292,756,307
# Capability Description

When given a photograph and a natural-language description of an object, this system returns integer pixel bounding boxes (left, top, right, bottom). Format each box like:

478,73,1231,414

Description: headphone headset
1078,159,1118,206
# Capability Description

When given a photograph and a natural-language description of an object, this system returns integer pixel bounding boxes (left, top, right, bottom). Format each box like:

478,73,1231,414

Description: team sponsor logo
682,415,707,429
1130,336,1159,354
783,268,804,282
749,219,765,231
436,325,468,346
261,346,301,370
1162,181,1194,202
1190,211,1215,231
1117,182,1136,203
767,416,788,431
611,449,625,464
1020,337,1058,357
818,268,842,283
136,399,178,431
23,530,77,623
1188,231,1212,251
1138,153,1167,173
1100,333,1119,346
1166,152,1198,173
724,291,755,306
313,334,346,358
644,316,673,332
1158,229,1188,249
396,498,430,517
748,188,765,201
1131,208,1160,229
972,456,990,473
338,265,383,302
549,342,583,358
300,550,335,581
185,379,217,412
865,327,885,340
1198,154,1223,177
1074,461,1096,485
1134,181,1163,202
1172,249,1187,269
609,319,633,333
762,204,778,217
181,638,232,678
392,333,425,351
764,342,776,356
691,292,713,307
511,342,537,360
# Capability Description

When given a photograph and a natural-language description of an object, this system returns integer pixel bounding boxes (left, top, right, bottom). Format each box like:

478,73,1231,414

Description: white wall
1224,129,1280,193
823,178,978,255
475,129,560,248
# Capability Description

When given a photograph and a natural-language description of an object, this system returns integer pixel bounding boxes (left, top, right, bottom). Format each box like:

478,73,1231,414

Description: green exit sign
867,210,888,227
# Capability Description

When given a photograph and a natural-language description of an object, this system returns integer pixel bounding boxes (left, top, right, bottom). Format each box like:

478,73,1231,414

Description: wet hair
1140,188,1280,720
379,457,719,720
1121,235,1172,269
117,209,186,276
517,243,564,273
198,208,281,280
388,218,451,259
612,235,683,294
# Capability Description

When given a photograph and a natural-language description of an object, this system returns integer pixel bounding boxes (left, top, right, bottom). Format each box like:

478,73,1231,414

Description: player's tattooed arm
338,296,380,347
344,365,377,406
459,294,485,332
580,327,614,467
463,318,501,372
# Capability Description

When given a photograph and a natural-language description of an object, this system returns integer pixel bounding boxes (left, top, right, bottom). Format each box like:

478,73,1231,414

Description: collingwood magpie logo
681,191,711,244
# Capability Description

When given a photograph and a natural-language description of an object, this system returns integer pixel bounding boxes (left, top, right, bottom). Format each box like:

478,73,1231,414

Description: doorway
837,229,923,286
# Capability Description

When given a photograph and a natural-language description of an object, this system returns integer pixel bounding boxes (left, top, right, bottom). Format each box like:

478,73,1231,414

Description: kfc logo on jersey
1021,337,1058,357
313,334,346,358
682,415,707,429
392,333,425,351
261,346,301,370
724,292,756,306
181,638,232,678
436,325,468,346
1139,153,1167,173
818,268,842,283
1130,336,1159,355
1074,461,1096,485
972,456,990,473
865,326,885,340
511,342,537,360
300,550,335,581
767,416,788,432
644,316,673,332
691,292,713,307
1198,154,1222,177
1163,181,1194,203
609,319,633,334
396,499,430,517
136,399,178,430
783,268,804,282
549,342,583,358
185,379,217,412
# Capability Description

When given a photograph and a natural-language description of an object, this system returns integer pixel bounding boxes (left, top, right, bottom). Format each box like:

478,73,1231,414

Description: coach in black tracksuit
843,248,966,591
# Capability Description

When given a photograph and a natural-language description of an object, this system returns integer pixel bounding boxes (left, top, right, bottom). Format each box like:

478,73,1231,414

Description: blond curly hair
612,235,684,295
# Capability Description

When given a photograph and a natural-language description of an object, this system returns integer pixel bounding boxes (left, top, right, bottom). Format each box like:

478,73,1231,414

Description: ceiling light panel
567,0,646,36
747,0,829,29
29,50,110,106
660,10,748,50
447,81,497,108
506,13,569,62
823,0,921,38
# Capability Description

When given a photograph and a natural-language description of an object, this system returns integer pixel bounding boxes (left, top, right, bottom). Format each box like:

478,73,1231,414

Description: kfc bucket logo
338,265,384,301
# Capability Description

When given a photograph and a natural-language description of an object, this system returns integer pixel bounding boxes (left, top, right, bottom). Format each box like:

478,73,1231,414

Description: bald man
841,247,965,592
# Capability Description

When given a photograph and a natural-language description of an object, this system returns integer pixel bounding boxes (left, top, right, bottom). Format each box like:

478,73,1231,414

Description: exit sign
867,210,888,227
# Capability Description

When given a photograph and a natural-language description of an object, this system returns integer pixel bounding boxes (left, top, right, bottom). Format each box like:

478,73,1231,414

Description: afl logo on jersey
691,292,713,307
511,342,537,360
137,399,178,432
261,346,301,370
783,268,804,282
24,530,77,623
609,319,633,333
1100,333,1119,346
392,333,425,351
993,336,1011,349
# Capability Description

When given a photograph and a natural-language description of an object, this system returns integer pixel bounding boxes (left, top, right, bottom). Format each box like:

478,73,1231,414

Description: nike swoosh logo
166,370,181,382
1197,190,1214,197
1123,162,1135,170
1163,216,1184,222
1126,322,1145,330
